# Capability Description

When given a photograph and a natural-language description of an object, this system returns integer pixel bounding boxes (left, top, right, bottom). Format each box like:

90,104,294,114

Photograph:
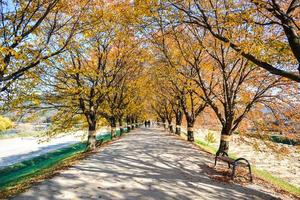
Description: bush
204,131,216,145
0,116,13,132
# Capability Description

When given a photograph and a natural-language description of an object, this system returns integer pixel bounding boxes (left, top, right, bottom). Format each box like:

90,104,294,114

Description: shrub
0,116,13,132
204,131,216,145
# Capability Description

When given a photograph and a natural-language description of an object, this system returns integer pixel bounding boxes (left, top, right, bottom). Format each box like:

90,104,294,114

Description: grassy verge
193,138,300,197
0,151,88,199
194,140,217,154
0,142,87,190
253,168,300,196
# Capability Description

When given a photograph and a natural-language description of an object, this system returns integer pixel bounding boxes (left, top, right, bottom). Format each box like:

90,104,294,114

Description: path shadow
13,128,281,200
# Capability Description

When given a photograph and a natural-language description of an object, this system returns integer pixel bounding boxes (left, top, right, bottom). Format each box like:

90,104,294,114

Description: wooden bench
214,151,253,182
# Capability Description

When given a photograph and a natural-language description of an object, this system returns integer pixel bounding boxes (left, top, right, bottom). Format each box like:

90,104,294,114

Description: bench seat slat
218,156,234,164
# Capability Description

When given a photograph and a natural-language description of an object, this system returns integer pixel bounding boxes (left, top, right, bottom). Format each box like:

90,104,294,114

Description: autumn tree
17,1,146,150
156,81,176,132
190,32,287,153
151,95,174,131
124,73,149,130
149,21,207,141
44,49,113,149
0,0,88,106
170,0,300,82
39,20,119,149
99,32,146,137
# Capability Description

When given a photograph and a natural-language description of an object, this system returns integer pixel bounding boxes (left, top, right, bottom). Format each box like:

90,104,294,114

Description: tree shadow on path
13,128,282,200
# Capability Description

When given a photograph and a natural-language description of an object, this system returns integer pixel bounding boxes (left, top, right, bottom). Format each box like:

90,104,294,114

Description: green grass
253,168,300,196
195,140,217,154
0,142,87,190
193,138,300,197
0,152,86,199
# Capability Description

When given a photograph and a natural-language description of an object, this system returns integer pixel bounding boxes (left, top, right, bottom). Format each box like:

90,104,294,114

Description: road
13,128,287,200
0,134,82,168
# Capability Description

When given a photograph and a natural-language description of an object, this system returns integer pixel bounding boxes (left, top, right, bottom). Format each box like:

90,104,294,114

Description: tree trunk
169,124,174,133
127,124,131,132
119,118,124,136
175,111,182,135
87,122,97,150
175,125,181,135
217,127,232,154
161,118,166,130
167,119,173,133
110,117,116,139
187,120,195,142
131,118,135,130
126,117,131,132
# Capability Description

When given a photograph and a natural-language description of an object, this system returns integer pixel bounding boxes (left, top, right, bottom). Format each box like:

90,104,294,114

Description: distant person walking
144,120,151,128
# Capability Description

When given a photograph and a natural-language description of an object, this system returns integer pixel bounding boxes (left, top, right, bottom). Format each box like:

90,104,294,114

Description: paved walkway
13,128,285,200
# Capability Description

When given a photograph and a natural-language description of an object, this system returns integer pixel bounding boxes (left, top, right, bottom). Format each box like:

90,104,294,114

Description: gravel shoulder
13,128,293,200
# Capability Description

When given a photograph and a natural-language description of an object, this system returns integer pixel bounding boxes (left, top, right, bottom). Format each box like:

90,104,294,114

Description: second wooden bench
214,150,253,182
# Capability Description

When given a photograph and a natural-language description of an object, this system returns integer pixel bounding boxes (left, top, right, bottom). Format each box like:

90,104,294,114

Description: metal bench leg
231,164,236,180
214,156,217,167
248,164,253,182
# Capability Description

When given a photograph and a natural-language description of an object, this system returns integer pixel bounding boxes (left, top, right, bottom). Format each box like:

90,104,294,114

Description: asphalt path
13,128,287,200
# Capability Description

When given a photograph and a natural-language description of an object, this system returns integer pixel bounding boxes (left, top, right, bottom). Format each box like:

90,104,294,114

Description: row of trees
146,0,299,153
42,3,148,149
0,0,150,150
0,0,299,153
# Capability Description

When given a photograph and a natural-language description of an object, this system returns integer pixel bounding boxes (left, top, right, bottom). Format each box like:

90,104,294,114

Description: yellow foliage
0,116,13,132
